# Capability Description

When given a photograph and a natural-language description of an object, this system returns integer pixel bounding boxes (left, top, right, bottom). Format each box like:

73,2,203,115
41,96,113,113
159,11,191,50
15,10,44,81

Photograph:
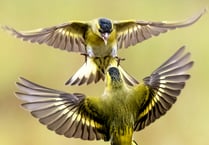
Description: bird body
85,26,117,57
4,9,205,86
16,46,193,145
103,90,134,145
101,69,148,145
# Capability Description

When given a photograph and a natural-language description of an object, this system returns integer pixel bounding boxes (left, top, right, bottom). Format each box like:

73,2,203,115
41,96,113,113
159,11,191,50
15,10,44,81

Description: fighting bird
4,9,205,85
16,46,193,145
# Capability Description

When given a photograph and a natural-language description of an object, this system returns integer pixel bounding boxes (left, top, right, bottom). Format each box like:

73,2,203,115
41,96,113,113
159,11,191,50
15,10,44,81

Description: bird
4,9,204,86
15,46,193,145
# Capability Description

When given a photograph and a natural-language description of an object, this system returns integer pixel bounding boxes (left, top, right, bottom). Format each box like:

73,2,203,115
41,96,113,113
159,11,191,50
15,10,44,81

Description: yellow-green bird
4,9,204,86
15,46,193,145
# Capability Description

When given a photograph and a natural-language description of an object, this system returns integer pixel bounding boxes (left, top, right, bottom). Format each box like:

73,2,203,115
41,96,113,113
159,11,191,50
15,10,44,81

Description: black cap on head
108,67,121,81
98,18,112,33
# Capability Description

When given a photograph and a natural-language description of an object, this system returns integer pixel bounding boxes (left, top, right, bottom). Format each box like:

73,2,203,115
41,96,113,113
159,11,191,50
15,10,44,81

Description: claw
115,56,126,66
80,52,89,62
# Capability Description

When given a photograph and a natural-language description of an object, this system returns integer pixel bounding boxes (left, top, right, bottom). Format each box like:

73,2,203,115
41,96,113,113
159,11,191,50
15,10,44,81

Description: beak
102,33,109,45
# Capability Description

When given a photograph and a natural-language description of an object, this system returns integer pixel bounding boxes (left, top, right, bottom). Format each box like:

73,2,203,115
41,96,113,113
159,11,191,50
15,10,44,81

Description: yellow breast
85,29,117,57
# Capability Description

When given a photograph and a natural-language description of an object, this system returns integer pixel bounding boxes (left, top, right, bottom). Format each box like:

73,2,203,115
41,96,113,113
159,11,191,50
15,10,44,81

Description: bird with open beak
3,8,206,86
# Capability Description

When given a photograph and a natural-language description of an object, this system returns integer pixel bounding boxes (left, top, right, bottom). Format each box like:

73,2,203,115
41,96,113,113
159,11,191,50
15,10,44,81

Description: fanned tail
65,57,104,86
65,56,139,86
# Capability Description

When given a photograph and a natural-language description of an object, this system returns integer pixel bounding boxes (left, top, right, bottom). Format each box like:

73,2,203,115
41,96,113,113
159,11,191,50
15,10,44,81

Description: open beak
102,33,109,45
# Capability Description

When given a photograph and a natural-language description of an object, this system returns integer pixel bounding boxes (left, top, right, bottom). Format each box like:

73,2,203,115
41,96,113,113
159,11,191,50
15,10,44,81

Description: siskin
4,9,204,86
16,46,193,145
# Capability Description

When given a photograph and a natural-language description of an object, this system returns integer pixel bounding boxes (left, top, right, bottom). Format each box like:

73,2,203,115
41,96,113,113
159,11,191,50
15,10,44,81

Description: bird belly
86,35,117,57
90,45,113,57
86,29,117,57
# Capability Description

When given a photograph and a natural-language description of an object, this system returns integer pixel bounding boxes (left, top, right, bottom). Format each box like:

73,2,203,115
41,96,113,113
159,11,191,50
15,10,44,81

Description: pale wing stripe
15,77,104,140
134,46,193,131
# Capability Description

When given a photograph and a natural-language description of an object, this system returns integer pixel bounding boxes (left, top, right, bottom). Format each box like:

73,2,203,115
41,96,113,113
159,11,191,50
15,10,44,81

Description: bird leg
80,52,89,62
115,56,126,66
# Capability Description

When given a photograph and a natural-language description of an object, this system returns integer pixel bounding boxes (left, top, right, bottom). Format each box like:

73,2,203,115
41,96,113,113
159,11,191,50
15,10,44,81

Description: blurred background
0,0,209,145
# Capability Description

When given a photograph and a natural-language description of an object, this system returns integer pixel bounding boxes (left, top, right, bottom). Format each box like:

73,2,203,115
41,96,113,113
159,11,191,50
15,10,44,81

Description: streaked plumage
4,9,204,86
16,46,193,145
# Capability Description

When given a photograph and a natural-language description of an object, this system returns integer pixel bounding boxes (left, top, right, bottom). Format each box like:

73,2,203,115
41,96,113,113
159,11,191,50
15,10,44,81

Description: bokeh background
0,0,209,145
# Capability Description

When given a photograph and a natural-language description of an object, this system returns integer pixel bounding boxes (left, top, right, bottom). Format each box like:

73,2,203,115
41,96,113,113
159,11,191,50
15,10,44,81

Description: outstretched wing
3,21,88,53
134,46,193,131
115,8,206,48
15,77,106,140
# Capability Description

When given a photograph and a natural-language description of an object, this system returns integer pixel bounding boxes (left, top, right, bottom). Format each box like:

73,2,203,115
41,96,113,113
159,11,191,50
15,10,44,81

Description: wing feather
134,46,193,131
15,77,105,140
3,22,88,53
115,8,206,49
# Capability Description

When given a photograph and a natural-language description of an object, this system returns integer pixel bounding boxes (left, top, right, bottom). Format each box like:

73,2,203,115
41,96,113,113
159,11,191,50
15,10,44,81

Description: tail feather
65,56,139,86
65,58,104,86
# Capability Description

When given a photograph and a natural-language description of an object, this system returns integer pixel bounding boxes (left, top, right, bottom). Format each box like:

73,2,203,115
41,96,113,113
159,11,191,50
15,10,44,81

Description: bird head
95,18,113,45
105,66,123,89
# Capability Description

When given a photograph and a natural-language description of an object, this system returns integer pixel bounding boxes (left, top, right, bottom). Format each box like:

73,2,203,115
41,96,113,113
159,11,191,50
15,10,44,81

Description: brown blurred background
0,0,209,145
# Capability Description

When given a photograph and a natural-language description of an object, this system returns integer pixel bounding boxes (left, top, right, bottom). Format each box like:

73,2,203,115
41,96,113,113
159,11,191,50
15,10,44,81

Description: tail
65,56,139,86
65,57,104,86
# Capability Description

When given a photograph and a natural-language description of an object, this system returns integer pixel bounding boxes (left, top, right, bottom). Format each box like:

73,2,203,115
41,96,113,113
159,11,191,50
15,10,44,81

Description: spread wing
134,46,193,131
15,77,106,140
3,21,88,53
115,8,206,48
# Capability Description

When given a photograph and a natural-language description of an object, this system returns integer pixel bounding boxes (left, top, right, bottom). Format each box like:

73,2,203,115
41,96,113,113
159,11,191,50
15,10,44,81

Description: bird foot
115,56,125,66
80,52,89,62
